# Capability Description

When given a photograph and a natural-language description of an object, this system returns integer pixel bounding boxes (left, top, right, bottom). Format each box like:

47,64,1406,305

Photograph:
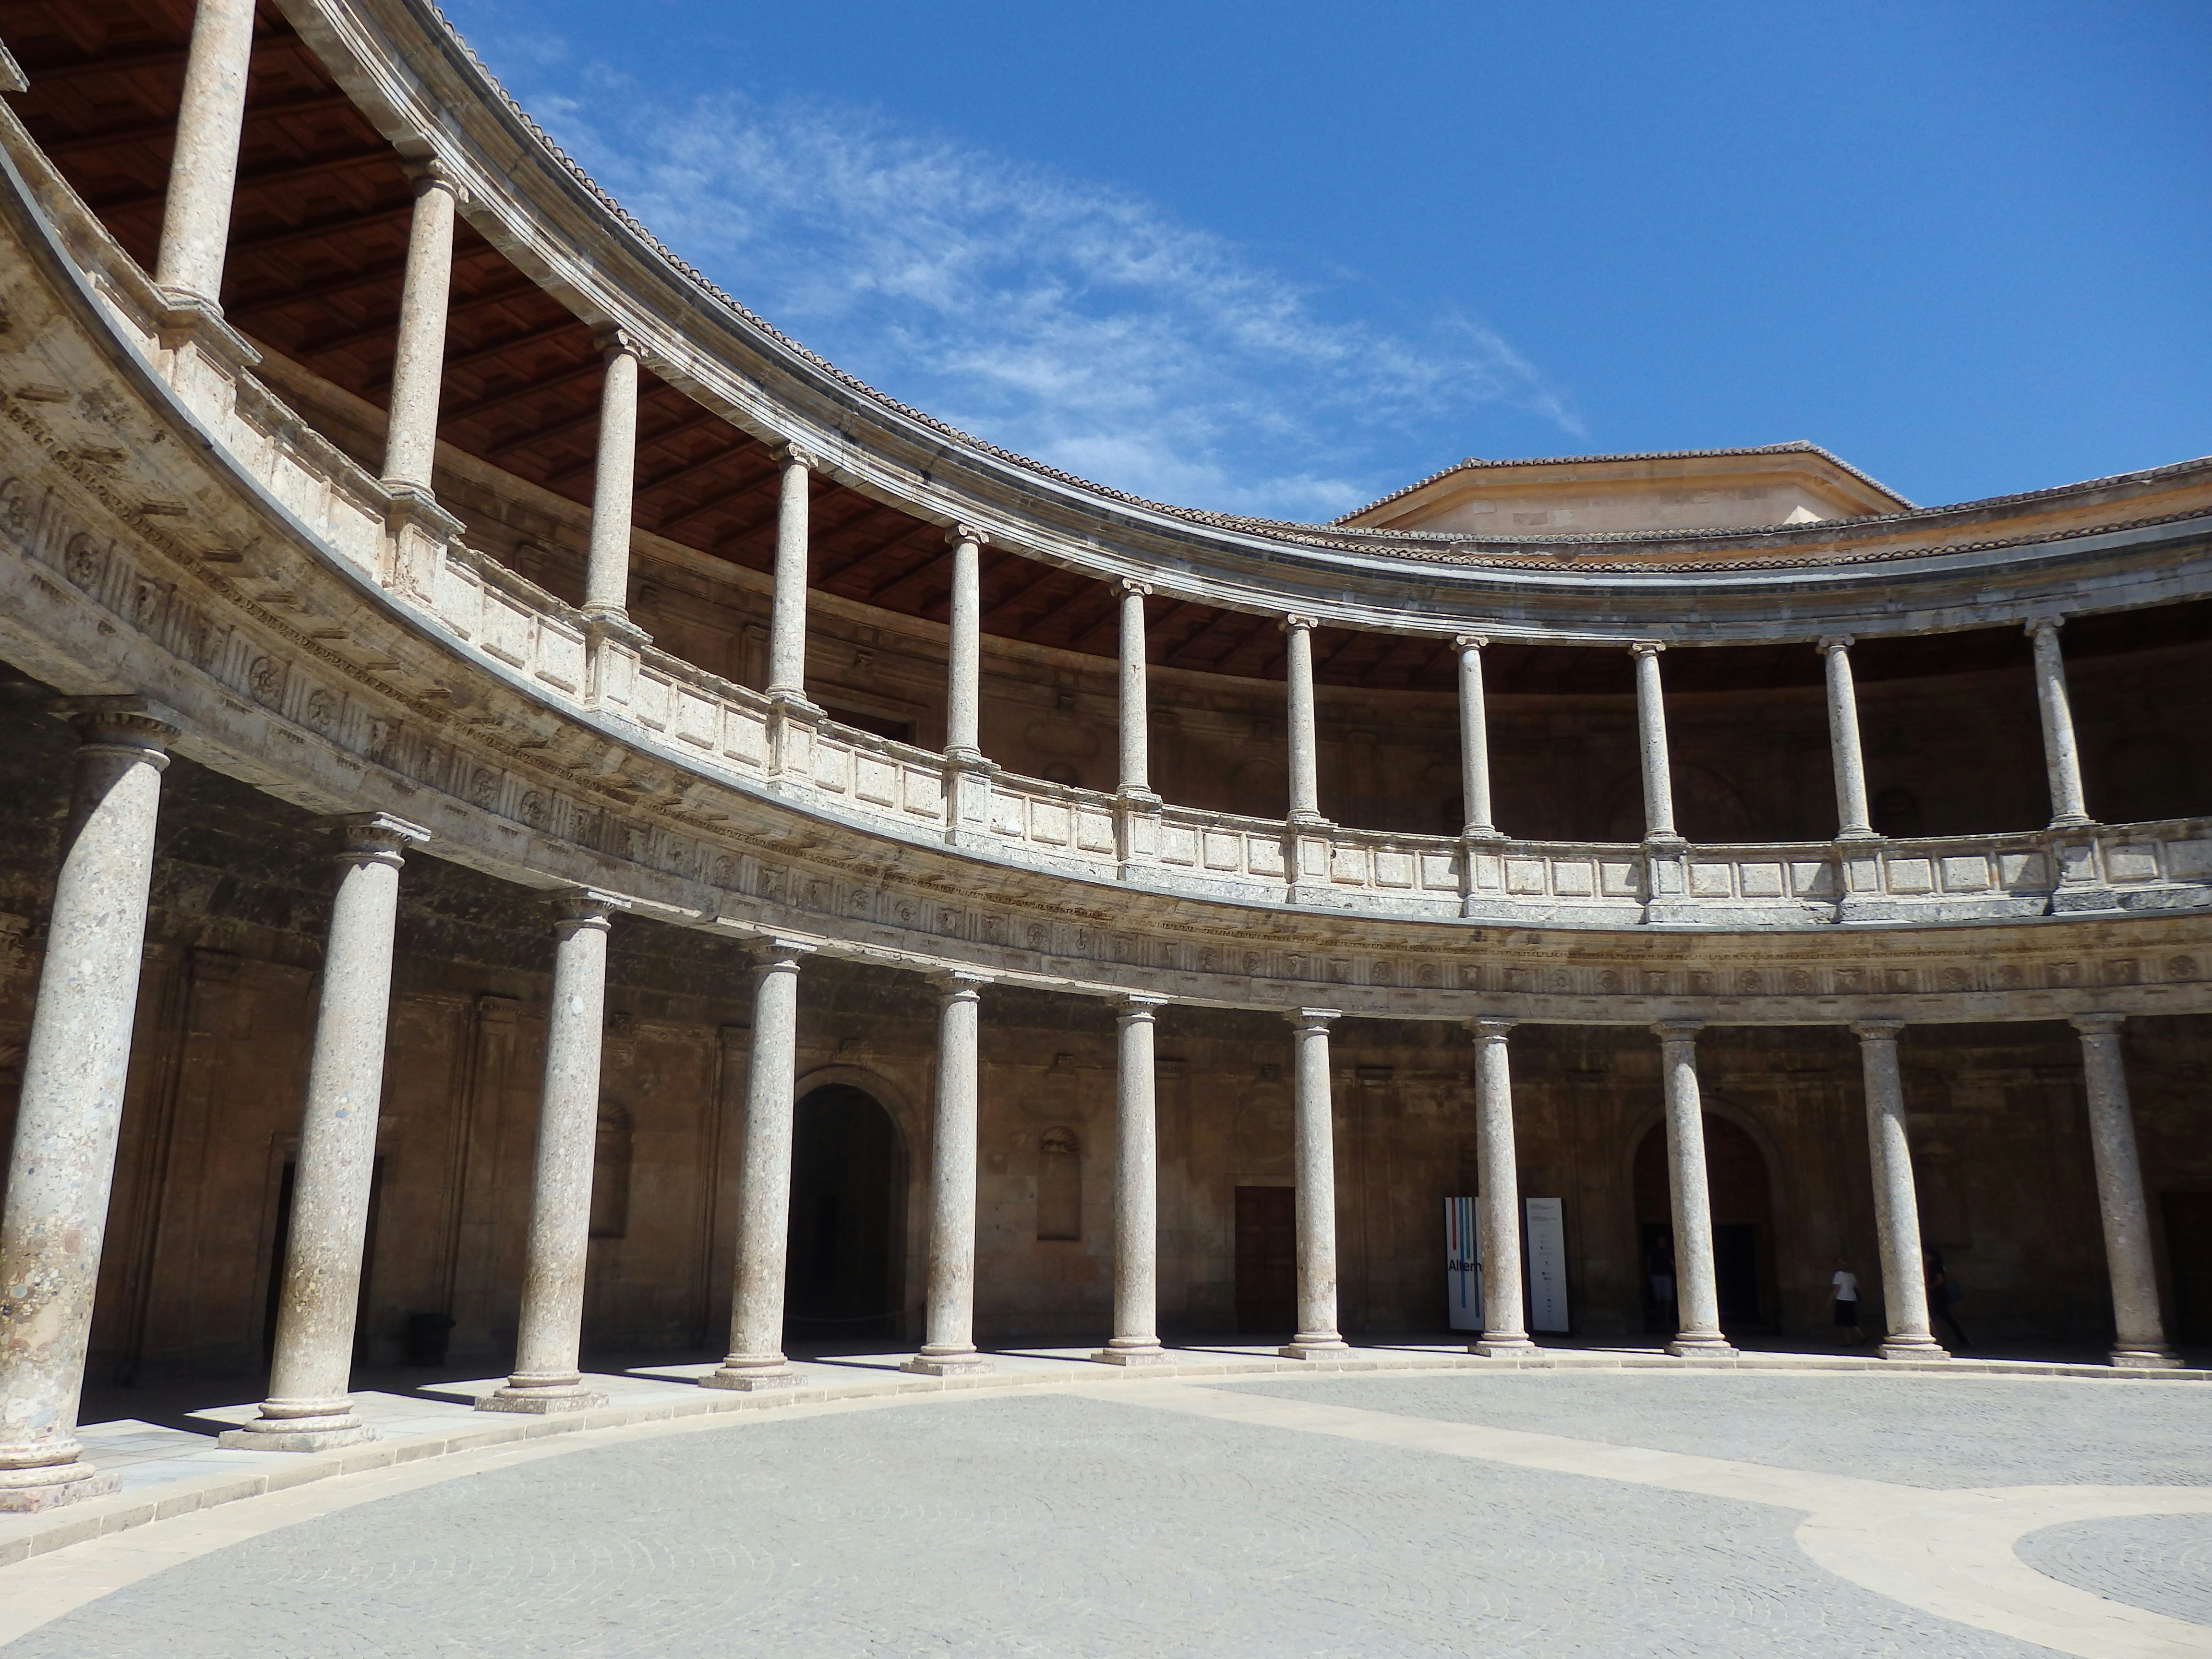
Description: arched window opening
1037,1125,1082,1241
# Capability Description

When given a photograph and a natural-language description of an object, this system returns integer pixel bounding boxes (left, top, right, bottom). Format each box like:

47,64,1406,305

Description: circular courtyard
3,1370,2206,1658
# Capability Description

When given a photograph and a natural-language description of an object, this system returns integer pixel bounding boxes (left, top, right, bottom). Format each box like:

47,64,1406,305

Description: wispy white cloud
500,71,1580,520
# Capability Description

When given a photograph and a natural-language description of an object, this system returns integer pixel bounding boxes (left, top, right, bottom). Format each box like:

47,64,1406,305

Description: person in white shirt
1831,1259,1863,1346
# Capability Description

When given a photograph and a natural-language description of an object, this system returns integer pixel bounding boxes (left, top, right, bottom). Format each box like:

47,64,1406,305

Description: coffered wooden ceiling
6,0,2203,698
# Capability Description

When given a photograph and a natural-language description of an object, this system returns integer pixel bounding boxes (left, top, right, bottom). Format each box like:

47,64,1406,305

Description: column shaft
153,0,257,302
482,892,627,1413
1469,1019,1533,1354
1281,1008,1346,1357
1118,581,1154,799
765,447,815,700
2029,619,2092,827
906,974,992,1374
0,701,175,1511
945,528,986,759
1820,638,1876,839
380,169,462,493
1632,644,1680,842
1851,1022,1945,1358
1456,635,1499,838
225,814,429,1452
703,942,809,1389
583,341,641,621
1653,1021,1732,1355
2073,1014,2179,1367
1096,996,1168,1363
1284,616,1323,825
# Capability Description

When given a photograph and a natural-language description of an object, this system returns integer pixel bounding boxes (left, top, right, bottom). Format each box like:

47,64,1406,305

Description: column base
698,1363,803,1392
0,1458,121,1513
1278,1336,1349,1360
2111,1346,2184,1370
1878,1336,1950,1362
217,1419,377,1453
900,1351,994,1377
1665,1334,1737,1358
476,1385,611,1415
1091,1343,1173,1367
1471,1334,1539,1358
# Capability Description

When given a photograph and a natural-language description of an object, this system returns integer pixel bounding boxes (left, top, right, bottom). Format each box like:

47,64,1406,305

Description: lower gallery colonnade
0,692,2183,1509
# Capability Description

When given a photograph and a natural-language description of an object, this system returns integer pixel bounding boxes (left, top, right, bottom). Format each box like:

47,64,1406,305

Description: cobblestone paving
2016,1512,2212,1627
5,1384,2067,1659
1218,1370,2212,1490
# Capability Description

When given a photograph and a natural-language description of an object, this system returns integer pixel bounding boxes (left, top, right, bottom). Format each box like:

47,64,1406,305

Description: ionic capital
1816,635,1854,657
1118,577,1154,599
1454,633,1490,652
1629,640,1666,659
946,523,991,550
595,327,641,364
404,158,469,204
770,440,819,472
1280,613,1319,634
2025,615,2066,639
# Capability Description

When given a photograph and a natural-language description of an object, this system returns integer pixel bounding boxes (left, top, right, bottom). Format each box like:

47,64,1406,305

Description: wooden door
1235,1185,1297,1334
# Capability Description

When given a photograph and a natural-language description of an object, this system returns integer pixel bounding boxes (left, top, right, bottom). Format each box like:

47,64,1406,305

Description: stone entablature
0,137,2207,1034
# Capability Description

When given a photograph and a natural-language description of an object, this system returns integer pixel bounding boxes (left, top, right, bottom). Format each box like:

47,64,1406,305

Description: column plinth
1279,1008,1347,1358
702,940,811,1392
0,700,177,1511
904,973,994,1376
224,813,429,1453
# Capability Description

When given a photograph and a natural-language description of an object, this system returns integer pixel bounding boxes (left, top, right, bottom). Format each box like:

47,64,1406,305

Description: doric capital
2070,1010,2126,1037
1118,577,1154,600
1849,1018,1905,1042
1286,1006,1341,1032
553,887,631,932
933,968,993,999
54,695,181,753
1468,1016,1517,1040
1816,635,1854,656
404,158,468,204
754,936,815,971
318,811,431,866
1116,992,1171,1018
770,440,819,472
1453,633,1490,652
1628,640,1666,659
1280,613,1319,634
1650,1016,1703,1044
946,523,991,550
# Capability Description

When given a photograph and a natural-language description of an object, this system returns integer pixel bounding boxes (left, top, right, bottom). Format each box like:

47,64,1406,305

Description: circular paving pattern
7,1372,2207,1658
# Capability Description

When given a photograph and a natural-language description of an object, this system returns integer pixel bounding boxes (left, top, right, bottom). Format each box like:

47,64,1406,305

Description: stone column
1631,643,1681,842
223,814,430,1452
2071,1014,2180,1368
1095,994,1170,1365
2028,618,2093,828
1283,614,1324,826
0,699,177,1512
481,890,629,1414
153,0,257,303
582,335,641,624
906,973,994,1375
702,939,811,1390
944,526,987,762
1652,1020,1732,1356
1281,1008,1347,1358
1468,1018,1535,1356
1117,579,1158,802
1851,1021,1945,1359
379,165,464,494
765,445,817,705
1819,637,1878,840
1456,634,1501,839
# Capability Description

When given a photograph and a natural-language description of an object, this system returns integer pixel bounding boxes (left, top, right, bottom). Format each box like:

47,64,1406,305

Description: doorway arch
1632,1112,1777,1334
786,1084,908,1346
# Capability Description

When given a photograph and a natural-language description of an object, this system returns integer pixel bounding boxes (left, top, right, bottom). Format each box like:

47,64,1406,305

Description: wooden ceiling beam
15,36,299,88
438,356,604,428
301,270,544,360
226,200,411,258
91,144,393,214
543,408,725,487
37,88,356,157
225,252,406,313
648,468,777,536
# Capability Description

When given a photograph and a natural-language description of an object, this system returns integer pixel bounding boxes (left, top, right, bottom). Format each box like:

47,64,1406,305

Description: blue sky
440,1,2210,523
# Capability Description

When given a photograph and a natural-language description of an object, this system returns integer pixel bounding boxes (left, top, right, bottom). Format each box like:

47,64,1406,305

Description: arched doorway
786,1084,906,1346
1633,1113,1776,1335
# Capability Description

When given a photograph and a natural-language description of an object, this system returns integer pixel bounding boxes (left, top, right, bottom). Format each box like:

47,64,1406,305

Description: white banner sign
1444,1195,1480,1331
1525,1196,1569,1333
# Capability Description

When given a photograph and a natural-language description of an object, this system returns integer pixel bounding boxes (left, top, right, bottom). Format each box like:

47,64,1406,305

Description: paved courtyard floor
1,1368,2206,1657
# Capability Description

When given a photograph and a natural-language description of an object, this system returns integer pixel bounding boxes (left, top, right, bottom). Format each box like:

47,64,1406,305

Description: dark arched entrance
786,1084,906,1345
1634,1113,1776,1335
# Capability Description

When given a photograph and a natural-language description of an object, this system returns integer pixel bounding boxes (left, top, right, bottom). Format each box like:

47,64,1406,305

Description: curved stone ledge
2,104,2212,1030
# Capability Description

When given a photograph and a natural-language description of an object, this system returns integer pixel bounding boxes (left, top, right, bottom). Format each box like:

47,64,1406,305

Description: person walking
1831,1258,1864,1347
1925,1250,1970,1351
